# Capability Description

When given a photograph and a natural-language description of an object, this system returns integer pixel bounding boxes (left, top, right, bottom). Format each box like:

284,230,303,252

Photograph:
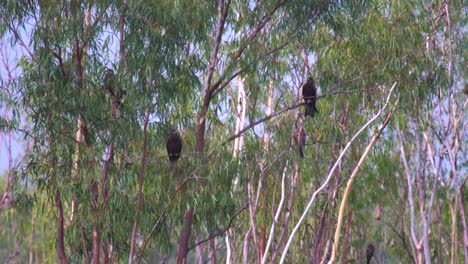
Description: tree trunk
56,186,67,264
177,1,230,262
176,209,194,264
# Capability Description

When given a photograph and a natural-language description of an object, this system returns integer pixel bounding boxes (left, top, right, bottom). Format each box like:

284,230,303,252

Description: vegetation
0,0,466,263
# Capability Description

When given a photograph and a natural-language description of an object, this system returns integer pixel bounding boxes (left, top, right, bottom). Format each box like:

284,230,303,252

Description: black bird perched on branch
366,243,375,264
294,125,306,158
166,128,182,170
302,77,319,118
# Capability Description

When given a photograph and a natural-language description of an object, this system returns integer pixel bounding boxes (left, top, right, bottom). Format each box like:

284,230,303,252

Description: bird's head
105,68,114,77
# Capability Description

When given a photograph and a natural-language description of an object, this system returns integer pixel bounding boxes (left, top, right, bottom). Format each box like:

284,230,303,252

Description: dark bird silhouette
166,128,182,170
302,77,319,118
104,68,116,95
294,125,306,158
366,243,375,264
104,68,126,109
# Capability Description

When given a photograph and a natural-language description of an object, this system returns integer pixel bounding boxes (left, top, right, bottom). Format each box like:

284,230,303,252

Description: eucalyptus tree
1,0,212,263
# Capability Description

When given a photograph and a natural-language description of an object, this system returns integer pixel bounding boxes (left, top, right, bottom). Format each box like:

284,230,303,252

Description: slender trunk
262,163,287,264
450,203,458,264
271,160,299,263
80,224,90,264
91,181,100,264
178,1,230,262
176,209,194,264
194,0,229,154
29,214,35,264
195,235,204,264
227,68,246,263
259,72,275,263
232,75,246,158
48,115,67,264
128,109,151,263
101,101,116,263
416,245,423,264
210,238,217,264
242,226,251,264
340,209,352,264
259,205,266,262
308,203,327,263
70,5,92,262
436,204,443,264
56,186,67,264
225,233,232,264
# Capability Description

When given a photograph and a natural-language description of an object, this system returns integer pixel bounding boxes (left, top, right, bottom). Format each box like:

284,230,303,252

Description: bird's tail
367,256,372,264
305,104,318,118
298,145,304,158
170,161,177,171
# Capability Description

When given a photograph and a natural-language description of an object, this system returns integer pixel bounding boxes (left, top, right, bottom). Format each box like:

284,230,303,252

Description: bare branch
7,23,38,63
398,129,420,248
261,162,287,263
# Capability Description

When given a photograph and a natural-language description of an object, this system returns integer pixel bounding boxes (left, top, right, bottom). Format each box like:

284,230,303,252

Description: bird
302,77,319,118
366,243,375,264
104,68,126,110
166,128,182,170
294,125,306,158
104,68,115,96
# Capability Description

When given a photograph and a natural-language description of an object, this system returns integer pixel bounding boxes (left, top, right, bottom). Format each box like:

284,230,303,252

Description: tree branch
398,129,420,249
261,162,287,263
226,86,381,143
188,205,248,251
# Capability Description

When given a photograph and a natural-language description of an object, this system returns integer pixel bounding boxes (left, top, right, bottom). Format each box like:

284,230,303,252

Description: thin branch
80,224,90,264
188,205,248,251
136,172,203,264
235,0,288,59
398,129,419,248
210,0,293,98
423,131,440,259
279,82,397,264
261,162,287,264
442,118,468,259
210,21,305,99
270,159,300,263
81,4,110,54
204,0,231,97
226,86,381,143
7,23,38,63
